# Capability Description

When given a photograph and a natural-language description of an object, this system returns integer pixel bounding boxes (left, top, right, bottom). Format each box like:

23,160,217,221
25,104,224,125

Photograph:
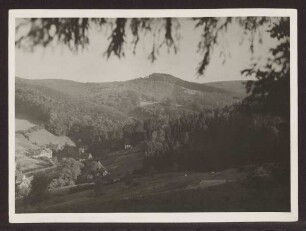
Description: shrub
49,158,84,189
15,183,31,199
27,173,51,204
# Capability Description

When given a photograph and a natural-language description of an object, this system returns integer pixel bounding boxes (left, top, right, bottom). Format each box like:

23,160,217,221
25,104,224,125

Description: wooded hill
16,73,247,146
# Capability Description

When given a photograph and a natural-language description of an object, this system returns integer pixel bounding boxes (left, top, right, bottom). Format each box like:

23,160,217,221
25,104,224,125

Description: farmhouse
30,148,53,159
78,146,88,154
83,160,110,183
124,144,132,150
97,161,109,176
20,175,33,188
124,137,133,150
79,152,93,162
16,174,33,190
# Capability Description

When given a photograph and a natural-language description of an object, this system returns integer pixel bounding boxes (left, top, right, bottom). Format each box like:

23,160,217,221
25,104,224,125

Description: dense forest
16,74,245,148
142,107,289,175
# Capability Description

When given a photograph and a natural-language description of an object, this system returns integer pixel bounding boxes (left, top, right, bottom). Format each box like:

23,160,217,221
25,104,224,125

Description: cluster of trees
50,146,110,184
142,106,289,173
18,155,107,202
49,158,84,189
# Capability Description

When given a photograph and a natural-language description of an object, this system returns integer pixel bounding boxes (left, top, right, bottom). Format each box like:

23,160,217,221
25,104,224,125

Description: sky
15,18,276,83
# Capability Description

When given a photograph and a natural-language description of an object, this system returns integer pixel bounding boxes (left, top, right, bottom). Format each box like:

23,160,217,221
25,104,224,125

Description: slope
15,73,248,144
15,116,75,172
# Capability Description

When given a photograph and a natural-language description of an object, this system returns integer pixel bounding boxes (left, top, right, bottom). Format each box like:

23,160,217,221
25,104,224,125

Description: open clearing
15,117,75,172
15,118,37,131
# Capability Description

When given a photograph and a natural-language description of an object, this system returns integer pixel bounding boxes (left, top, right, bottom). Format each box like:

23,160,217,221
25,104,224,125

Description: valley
14,73,290,213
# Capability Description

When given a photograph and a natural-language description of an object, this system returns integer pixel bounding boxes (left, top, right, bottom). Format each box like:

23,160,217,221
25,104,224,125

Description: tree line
141,106,289,175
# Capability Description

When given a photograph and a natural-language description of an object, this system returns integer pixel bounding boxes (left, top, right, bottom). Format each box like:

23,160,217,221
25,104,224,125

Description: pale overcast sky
15,18,275,83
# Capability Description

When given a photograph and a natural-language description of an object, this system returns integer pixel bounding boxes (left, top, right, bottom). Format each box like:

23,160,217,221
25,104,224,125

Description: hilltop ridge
16,73,247,95
15,73,247,140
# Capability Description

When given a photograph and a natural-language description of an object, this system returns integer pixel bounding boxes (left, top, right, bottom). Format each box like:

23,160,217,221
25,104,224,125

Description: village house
78,147,85,154
84,160,110,182
124,144,132,150
97,161,109,176
79,152,93,162
16,174,33,192
124,138,133,150
20,175,33,188
30,148,53,159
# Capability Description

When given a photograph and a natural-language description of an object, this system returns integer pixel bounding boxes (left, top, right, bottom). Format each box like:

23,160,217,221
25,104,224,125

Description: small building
19,175,33,188
124,144,132,150
78,146,88,154
16,174,33,190
32,148,53,159
97,161,109,176
84,161,110,183
78,147,85,154
124,137,133,150
79,152,93,162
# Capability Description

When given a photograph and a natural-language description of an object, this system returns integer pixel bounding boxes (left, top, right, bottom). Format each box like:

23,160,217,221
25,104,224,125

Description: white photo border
8,9,298,223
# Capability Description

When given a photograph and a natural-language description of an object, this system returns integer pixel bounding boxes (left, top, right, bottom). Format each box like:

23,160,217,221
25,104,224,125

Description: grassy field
15,118,37,131
15,133,49,171
15,117,75,172
16,168,290,213
98,143,145,177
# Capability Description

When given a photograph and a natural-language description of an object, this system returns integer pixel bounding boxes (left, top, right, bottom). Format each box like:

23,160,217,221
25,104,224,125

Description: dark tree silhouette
49,157,84,188
15,17,274,74
27,173,51,203
241,18,290,118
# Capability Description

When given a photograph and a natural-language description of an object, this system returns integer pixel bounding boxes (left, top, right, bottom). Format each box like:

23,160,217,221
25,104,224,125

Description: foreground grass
17,172,290,213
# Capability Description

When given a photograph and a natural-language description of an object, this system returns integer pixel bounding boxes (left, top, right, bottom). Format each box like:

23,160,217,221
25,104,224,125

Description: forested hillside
16,74,246,147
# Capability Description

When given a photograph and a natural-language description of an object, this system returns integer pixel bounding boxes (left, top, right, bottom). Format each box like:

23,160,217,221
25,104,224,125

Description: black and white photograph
9,9,298,223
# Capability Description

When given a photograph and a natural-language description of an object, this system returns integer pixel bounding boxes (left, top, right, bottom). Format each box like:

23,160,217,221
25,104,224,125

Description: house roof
97,161,109,174
80,152,92,159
